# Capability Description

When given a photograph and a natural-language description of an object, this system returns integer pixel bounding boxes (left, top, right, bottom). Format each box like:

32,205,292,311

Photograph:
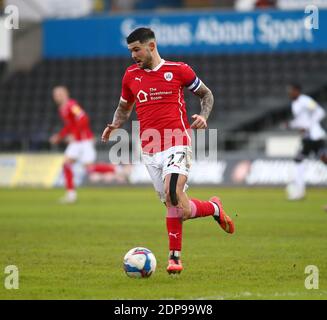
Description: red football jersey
121,59,202,153
58,99,94,141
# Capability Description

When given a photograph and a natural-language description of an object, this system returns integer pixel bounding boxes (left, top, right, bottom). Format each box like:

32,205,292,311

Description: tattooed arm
191,82,214,129
101,99,134,142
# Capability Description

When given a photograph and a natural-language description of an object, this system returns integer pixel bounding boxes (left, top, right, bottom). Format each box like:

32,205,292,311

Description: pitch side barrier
1,153,326,187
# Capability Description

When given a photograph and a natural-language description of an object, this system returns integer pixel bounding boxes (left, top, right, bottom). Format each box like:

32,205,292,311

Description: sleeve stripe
127,67,140,72
120,97,128,103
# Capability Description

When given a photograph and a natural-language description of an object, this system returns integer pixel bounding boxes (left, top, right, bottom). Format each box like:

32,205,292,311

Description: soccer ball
123,247,157,278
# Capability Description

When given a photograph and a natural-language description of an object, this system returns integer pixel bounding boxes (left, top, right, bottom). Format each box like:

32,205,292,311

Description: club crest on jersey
164,72,173,81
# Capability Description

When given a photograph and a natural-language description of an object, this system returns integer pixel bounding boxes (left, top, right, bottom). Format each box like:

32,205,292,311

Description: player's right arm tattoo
194,83,214,120
112,100,134,127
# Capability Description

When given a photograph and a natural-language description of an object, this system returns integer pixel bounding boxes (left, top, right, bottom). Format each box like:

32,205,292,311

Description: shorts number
167,152,185,167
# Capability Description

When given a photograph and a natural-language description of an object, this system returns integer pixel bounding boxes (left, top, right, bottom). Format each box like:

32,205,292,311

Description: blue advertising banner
43,9,326,58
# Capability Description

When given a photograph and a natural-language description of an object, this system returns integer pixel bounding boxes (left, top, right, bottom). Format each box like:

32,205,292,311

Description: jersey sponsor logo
137,90,148,103
164,72,173,81
135,76,143,82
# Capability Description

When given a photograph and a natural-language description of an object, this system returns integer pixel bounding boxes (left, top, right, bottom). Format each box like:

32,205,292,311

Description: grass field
0,187,326,300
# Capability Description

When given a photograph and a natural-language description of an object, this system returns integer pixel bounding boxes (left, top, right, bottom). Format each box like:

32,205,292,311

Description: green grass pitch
0,187,326,300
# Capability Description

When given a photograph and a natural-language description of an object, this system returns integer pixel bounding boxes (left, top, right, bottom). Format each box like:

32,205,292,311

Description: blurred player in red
102,28,235,274
50,86,97,203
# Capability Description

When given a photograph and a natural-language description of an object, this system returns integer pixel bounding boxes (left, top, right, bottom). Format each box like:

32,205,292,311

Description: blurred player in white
50,86,96,203
102,28,235,274
286,83,326,200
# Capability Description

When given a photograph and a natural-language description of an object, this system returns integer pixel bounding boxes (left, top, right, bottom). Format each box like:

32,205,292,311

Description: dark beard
141,54,152,69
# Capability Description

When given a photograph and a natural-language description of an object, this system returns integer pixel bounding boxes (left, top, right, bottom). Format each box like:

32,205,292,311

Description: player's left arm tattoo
194,83,214,120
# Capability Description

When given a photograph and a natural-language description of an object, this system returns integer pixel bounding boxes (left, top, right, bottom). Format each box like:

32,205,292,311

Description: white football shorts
65,139,96,164
142,145,192,202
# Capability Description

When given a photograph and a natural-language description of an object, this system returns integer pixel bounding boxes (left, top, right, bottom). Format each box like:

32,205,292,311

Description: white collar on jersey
144,59,165,72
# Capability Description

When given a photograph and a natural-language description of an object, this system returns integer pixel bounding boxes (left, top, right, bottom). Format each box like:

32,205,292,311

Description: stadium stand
0,62,6,78
1,51,327,151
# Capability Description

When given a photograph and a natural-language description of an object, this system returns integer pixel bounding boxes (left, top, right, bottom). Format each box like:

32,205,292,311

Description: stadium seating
0,51,327,150
0,62,5,77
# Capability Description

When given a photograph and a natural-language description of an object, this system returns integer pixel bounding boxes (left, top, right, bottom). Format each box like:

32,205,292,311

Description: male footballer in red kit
51,86,127,203
102,28,235,274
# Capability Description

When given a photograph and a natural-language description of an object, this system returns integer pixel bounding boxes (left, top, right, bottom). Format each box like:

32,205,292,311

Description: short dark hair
126,27,156,44
289,83,302,92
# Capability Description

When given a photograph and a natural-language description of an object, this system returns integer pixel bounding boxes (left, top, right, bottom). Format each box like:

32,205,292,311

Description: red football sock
166,207,183,251
63,162,74,191
87,163,116,174
189,199,215,218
